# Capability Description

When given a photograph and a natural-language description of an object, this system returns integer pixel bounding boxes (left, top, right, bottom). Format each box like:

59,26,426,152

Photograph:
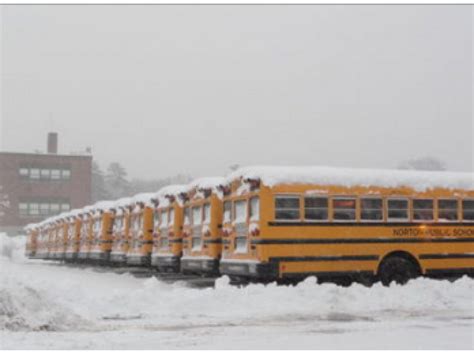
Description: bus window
160,210,168,227
438,199,458,221
184,207,191,225
203,203,211,224
115,216,123,230
249,197,260,221
275,196,299,220
462,200,474,221
153,210,160,228
387,198,409,221
413,199,433,221
192,206,202,225
223,201,232,223
168,208,175,226
304,197,328,221
94,219,101,232
361,198,383,221
234,200,248,223
332,197,356,221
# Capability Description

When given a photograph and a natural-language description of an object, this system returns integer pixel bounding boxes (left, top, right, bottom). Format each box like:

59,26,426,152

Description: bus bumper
64,252,78,260
219,260,278,280
181,256,219,275
152,254,180,273
89,251,110,261
127,253,151,266
110,252,127,265
77,252,89,260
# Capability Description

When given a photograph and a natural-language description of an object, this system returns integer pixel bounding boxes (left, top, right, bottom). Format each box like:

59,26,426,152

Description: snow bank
1,241,473,348
226,166,474,192
0,233,26,263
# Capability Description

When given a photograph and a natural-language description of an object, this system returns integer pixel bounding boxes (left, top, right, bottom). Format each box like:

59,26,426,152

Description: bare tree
105,162,131,200
397,157,446,171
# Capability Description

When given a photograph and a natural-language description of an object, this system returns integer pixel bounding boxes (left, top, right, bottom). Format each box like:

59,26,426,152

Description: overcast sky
0,5,472,179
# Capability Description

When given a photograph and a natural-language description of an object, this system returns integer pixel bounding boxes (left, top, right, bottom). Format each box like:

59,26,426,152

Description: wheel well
377,251,421,275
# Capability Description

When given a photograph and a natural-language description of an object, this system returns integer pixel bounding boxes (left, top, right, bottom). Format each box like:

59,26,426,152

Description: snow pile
1,245,473,349
0,233,26,263
0,235,88,331
226,166,474,192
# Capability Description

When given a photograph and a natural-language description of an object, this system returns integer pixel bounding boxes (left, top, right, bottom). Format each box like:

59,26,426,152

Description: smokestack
47,132,58,154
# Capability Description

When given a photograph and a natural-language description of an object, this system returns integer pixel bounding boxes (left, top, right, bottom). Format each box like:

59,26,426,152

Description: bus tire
378,255,420,286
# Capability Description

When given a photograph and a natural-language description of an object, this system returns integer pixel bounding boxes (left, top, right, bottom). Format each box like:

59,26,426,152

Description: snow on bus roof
152,184,189,207
187,177,225,191
131,192,156,205
93,200,116,211
114,197,133,208
226,166,474,192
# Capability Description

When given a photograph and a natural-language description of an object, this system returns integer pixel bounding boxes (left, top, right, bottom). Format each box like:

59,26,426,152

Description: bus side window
332,197,356,221
413,199,434,221
360,197,383,221
304,197,328,220
223,201,232,223
275,196,300,220
183,207,191,225
438,199,458,221
387,198,409,221
462,200,474,221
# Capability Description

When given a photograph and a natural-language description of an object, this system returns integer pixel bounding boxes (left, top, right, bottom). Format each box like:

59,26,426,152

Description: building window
19,168,29,177
332,197,356,221
413,199,433,221
304,196,328,221
29,203,39,215
40,169,50,179
40,203,50,215
387,198,409,221
50,203,60,213
18,167,71,181
51,169,61,180
438,199,458,221
30,169,40,180
61,203,70,212
361,197,383,221
19,203,28,216
275,195,300,220
18,201,70,217
62,169,71,179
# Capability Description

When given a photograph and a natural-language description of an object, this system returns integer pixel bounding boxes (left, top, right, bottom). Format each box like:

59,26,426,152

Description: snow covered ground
1,234,473,350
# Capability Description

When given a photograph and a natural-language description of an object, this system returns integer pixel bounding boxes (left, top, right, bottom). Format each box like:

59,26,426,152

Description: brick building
0,133,92,235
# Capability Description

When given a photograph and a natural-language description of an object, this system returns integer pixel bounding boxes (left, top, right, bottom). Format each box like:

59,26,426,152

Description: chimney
47,132,58,154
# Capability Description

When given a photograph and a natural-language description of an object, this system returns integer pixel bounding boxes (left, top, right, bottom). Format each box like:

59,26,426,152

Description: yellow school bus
50,216,66,260
127,193,154,266
151,185,187,272
88,202,115,264
180,178,225,276
219,166,474,285
64,210,82,261
36,220,51,259
110,198,133,266
24,224,38,259
78,206,94,262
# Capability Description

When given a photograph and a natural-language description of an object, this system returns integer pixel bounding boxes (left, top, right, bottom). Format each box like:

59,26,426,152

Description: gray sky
1,5,472,179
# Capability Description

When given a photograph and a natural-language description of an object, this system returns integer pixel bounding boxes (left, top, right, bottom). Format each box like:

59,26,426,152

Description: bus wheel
378,256,420,286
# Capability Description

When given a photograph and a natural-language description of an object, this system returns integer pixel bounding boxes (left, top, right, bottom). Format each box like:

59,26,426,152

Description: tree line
91,161,192,203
